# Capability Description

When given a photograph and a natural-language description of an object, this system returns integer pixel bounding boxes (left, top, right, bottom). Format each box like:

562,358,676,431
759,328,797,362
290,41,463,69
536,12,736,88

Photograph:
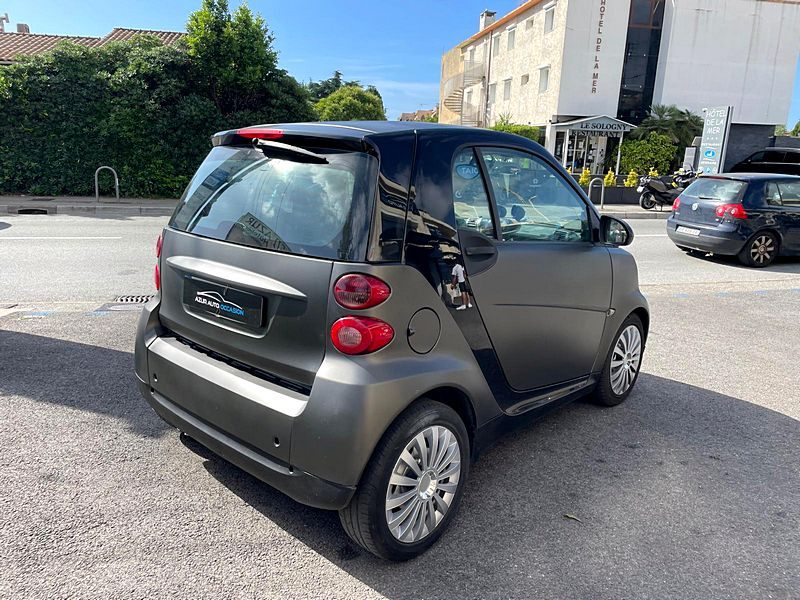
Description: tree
775,124,788,136
792,121,800,137
619,133,677,175
315,85,386,121
185,0,314,120
631,104,703,150
307,70,361,101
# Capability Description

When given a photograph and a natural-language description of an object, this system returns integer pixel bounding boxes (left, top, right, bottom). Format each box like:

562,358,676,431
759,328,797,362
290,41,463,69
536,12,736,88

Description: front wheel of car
593,314,644,407
738,231,779,268
339,400,470,561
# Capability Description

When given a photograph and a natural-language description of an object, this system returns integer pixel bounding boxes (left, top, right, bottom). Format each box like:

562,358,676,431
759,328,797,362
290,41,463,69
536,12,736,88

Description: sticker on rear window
455,164,480,180
227,212,291,252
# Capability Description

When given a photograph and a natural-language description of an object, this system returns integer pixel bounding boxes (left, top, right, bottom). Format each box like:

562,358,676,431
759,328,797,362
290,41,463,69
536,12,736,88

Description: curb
0,204,174,216
601,211,670,220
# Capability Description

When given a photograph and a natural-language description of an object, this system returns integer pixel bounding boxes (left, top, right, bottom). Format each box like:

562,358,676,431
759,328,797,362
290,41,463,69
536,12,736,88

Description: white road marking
636,234,669,237
0,236,122,240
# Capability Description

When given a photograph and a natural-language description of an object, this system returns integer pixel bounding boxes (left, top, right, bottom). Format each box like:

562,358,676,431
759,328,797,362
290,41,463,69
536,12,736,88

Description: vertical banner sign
697,106,733,175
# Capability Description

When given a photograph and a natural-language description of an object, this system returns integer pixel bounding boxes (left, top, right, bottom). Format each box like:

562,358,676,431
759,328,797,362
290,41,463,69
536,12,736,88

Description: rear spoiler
251,139,328,165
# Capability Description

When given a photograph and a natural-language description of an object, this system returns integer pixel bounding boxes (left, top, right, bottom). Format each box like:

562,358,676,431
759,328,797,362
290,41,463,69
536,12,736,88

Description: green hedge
0,37,314,198
489,123,543,144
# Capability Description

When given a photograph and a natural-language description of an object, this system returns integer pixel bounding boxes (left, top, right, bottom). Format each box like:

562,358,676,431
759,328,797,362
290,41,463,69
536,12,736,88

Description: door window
479,147,590,243
766,182,783,206
452,149,496,238
764,150,787,163
777,181,800,206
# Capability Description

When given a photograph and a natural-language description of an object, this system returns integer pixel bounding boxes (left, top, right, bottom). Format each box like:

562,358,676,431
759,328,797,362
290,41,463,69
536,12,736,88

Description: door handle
465,246,497,257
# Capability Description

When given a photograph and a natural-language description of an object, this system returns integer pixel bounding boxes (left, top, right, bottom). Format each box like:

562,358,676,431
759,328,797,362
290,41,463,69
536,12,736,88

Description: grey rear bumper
135,374,355,510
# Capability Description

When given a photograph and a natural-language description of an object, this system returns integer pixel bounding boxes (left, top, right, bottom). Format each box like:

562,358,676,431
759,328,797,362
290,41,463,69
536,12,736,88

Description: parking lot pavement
1,215,799,599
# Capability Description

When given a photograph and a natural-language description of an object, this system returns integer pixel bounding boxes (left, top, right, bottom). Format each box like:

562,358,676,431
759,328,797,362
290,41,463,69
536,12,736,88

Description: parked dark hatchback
730,148,800,176
135,122,649,560
666,173,800,266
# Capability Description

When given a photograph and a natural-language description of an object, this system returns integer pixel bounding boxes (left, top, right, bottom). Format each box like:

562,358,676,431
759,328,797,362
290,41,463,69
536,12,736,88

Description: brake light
331,316,394,355
156,232,163,258
672,196,681,212
333,274,391,309
236,128,284,140
715,203,748,219
154,264,161,291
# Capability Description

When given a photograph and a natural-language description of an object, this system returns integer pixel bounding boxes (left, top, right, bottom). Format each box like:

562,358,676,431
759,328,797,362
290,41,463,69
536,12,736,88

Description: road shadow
0,330,167,438
199,374,799,599
0,221,11,231
682,249,800,273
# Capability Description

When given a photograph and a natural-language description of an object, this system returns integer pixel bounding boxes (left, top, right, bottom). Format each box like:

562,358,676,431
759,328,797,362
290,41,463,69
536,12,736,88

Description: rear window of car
170,145,377,261
682,178,746,202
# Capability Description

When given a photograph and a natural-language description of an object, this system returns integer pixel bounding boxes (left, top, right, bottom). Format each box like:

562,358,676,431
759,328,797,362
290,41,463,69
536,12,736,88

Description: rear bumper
666,217,745,255
135,374,355,510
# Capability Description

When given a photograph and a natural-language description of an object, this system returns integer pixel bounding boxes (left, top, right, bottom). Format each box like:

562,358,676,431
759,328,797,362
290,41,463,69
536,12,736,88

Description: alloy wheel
385,425,461,543
749,235,776,265
610,325,642,395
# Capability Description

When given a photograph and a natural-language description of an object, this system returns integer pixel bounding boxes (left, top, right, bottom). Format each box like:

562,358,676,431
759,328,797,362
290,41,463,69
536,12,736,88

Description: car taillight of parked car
715,203,748,219
672,196,681,212
331,316,394,355
333,274,391,309
154,232,163,291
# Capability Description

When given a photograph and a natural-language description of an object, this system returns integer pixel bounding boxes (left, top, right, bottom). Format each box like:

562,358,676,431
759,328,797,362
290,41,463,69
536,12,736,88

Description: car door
458,146,612,392
776,180,800,251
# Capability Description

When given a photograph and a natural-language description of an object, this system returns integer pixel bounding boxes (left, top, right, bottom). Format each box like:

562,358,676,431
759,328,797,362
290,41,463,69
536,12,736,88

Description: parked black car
730,148,800,176
135,122,649,560
667,173,800,267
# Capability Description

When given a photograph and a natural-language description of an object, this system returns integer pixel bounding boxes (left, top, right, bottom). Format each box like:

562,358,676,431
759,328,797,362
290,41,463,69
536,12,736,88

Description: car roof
711,172,800,181
216,121,537,145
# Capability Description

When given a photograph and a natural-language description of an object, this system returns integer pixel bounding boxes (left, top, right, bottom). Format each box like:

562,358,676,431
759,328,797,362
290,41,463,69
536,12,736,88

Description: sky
2,0,800,125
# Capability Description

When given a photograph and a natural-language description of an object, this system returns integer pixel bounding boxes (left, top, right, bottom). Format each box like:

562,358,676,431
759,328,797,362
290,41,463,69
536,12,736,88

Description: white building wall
653,0,800,125
460,0,570,127
557,0,631,118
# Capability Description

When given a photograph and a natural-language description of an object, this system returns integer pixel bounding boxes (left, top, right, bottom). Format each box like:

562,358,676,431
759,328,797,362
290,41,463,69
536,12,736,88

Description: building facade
440,0,800,170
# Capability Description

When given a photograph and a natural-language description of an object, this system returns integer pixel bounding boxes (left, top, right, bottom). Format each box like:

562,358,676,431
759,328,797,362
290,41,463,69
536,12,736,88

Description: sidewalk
0,195,670,220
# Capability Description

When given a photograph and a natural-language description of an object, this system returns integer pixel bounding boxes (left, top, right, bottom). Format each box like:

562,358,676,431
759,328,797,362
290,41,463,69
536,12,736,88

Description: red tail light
154,264,161,291
331,316,394,355
156,232,163,258
715,203,748,219
236,128,284,140
672,196,681,212
333,274,391,309
154,232,163,290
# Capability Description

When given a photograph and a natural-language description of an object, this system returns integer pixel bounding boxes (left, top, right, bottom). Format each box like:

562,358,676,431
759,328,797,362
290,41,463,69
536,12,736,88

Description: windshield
170,145,377,261
683,178,746,202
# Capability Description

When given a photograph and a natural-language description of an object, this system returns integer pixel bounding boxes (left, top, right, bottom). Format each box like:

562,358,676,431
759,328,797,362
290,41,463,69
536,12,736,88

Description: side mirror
601,215,634,246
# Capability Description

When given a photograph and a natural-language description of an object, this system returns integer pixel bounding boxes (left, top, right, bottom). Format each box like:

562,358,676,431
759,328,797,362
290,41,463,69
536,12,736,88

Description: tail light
333,274,391,309
715,203,748,219
154,232,163,291
672,196,681,212
331,316,394,355
236,128,284,140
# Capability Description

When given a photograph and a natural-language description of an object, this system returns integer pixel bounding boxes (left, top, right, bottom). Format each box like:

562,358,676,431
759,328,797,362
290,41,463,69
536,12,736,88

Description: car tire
593,314,644,407
738,231,779,268
639,194,657,210
339,400,470,561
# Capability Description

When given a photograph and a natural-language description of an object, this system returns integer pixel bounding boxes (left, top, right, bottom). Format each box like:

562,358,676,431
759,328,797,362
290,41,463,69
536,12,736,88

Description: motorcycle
637,167,697,210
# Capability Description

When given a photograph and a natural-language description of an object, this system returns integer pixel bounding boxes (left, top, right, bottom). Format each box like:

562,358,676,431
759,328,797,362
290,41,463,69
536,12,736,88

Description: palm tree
631,104,703,149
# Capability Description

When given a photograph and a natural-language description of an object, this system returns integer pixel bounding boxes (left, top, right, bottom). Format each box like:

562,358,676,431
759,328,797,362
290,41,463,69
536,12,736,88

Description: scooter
637,167,696,210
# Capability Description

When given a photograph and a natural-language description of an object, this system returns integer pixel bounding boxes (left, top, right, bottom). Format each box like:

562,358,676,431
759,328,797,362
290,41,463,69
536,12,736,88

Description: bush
489,123,543,144
0,1,315,198
619,133,676,176
578,168,592,187
624,170,639,187
604,169,617,187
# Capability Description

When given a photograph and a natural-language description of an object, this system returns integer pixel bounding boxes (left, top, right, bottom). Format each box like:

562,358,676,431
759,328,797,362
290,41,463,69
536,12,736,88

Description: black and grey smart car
666,173,800,267
135,122,649,560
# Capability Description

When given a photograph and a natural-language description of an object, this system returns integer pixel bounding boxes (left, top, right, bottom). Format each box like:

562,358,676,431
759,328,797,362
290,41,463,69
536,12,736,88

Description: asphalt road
1,214,798,599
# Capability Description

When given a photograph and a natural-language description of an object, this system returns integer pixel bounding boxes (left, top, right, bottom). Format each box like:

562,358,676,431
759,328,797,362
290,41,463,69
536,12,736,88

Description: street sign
697,106,733,175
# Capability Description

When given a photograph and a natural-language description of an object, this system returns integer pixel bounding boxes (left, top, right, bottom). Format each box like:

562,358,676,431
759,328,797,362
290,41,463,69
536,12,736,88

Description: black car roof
215,121,537,145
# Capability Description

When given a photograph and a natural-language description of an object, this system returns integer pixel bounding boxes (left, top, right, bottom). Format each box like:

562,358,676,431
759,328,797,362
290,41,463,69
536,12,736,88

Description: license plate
676,226,700,237
183,277,264,328
636,186,644,193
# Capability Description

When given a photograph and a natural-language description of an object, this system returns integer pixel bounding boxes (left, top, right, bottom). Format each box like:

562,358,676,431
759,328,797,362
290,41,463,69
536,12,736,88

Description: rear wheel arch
630,307,650,344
